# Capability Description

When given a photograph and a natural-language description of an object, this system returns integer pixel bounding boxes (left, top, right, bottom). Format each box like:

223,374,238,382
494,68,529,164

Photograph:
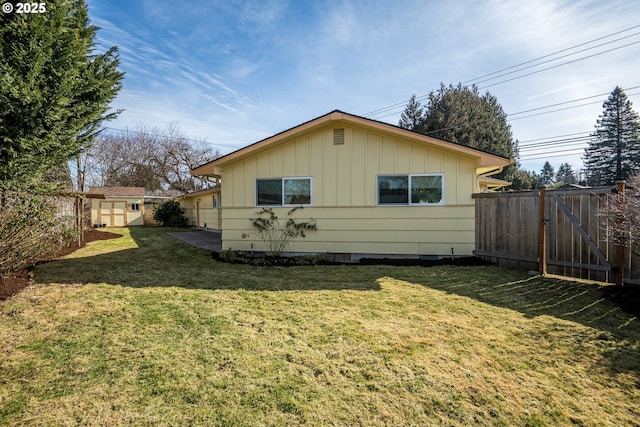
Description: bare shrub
0,193,77,279
599,175,640,257
251,207,317,257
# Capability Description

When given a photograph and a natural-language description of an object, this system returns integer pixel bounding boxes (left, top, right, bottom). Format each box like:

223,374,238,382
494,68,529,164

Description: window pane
378,176,408,204
256,179,282,205
284,178,311,205
411,175,443,204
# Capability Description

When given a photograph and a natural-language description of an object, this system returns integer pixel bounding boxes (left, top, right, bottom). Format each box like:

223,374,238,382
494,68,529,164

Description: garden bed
0,229,121,300
212,249,491,267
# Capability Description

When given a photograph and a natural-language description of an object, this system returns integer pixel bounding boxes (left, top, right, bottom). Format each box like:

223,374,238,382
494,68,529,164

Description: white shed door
100,201,127,227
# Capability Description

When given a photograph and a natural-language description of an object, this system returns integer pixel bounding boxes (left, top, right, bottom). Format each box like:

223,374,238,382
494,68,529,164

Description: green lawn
1,227,638,426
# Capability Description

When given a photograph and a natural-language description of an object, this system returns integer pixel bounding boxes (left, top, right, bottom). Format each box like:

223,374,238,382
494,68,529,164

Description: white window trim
255,177,313,207
376,173,445,206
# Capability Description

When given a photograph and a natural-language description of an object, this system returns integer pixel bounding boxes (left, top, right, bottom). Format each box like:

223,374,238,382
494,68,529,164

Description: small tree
398,94,425,132
556,162,577,185
251,207,317,256
601,174,640,258
153,200,189,227
540,161,555,185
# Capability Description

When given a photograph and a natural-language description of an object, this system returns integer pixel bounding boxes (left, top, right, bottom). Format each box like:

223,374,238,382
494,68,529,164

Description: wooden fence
474,184,640,286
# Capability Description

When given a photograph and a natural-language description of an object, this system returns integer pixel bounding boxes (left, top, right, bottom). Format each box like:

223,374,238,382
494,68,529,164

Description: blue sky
87,0,640,175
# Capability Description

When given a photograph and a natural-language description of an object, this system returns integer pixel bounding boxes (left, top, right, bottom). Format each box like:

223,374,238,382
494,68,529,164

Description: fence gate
474,185,639,286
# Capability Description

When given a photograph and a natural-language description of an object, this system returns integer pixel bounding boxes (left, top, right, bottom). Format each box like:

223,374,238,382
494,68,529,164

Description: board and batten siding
220,125,478,256
90,197,144,227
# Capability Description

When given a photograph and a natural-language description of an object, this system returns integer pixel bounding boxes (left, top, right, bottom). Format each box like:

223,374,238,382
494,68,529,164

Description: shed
87,187,145,227
191,110,513,259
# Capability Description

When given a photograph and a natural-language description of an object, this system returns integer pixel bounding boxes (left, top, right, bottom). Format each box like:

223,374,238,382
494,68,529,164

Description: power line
463,24,640,84
519,137,592,151
478,40,640,90
518,131,590,144
362,25,640,119
508,86,640,116
472,32,640,87
520,149,586,161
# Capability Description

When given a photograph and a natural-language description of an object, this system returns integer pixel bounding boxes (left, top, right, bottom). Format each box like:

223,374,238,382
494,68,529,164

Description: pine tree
584,86,640,186
412,83,521,188
539,161,555,185
0,0,124,190
420,83,515,159
556,162,577,185
398,94,425,132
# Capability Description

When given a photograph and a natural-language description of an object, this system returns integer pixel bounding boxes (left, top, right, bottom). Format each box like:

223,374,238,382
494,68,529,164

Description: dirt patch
0,229,122,301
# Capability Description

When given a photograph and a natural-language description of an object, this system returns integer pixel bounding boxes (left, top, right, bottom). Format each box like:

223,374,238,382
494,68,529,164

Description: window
256,177,312,206
130,203,140,211
212,194,219,208
377,174,443,205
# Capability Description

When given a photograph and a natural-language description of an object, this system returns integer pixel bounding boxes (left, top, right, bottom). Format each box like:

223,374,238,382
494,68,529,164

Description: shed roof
192,110,513,177
87,186,146,198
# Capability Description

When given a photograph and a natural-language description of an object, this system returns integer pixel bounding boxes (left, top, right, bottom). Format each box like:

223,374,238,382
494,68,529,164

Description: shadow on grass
397,267,640,386
33,227,381,291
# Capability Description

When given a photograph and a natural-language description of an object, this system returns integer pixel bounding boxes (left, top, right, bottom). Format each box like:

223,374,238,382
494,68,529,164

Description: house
180,187,222,230
87,187,146,227
191,110,513,259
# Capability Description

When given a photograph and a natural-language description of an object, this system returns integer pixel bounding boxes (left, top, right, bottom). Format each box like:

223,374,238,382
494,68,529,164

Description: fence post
614,181,626,286
538,186,547,276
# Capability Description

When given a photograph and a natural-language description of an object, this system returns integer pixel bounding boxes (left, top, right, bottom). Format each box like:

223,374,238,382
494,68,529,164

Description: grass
0,227,638,426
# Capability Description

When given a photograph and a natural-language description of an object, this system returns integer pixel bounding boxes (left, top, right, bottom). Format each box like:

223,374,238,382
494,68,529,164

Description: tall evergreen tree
405,83,527,188
539,161,555,185
420,83,515,159
0,0,123,190
398,94,425,132
584,86,640,186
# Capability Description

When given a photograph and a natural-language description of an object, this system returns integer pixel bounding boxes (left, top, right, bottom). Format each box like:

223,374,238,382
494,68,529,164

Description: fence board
474,186,639,285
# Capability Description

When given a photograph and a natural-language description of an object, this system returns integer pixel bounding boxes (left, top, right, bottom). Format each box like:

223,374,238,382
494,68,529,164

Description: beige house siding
182,189,222,230
90,197,144,227
219,124,479,256
222,206,475,256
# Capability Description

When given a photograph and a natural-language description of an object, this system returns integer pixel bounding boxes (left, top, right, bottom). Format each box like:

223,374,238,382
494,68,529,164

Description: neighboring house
180,187,222,230
87,187,145,227
191,110,513,259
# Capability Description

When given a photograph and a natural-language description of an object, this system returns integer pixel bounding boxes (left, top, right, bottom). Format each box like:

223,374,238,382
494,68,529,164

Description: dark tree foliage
421,83,515,159
540,161,555,185
0,0,123,190
153,200,189,228
556,162,577,185
398,94,425,132
584,86,640,186
399,83,527,189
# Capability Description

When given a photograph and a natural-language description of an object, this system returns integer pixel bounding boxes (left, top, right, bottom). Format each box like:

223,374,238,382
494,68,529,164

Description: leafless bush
0,193,78,280
599,174,640,257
